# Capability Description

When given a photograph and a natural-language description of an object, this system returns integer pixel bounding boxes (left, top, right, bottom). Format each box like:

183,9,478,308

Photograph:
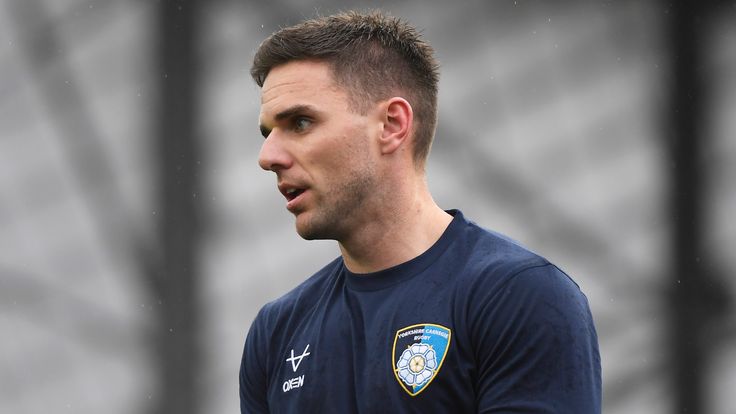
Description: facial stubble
295,138,379,242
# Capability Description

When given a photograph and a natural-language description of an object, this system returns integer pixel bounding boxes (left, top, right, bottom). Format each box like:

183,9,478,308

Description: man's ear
379,97,413,155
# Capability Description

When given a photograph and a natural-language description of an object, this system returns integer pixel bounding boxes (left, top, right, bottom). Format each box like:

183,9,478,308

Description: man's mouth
278,183,309,211
284,188,305,202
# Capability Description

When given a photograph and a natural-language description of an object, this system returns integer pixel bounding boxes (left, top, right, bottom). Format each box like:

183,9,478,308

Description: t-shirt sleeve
472,264,601,413
240,307,270,414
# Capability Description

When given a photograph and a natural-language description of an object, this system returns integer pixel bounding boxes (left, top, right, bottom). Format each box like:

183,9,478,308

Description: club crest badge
392,323,451,396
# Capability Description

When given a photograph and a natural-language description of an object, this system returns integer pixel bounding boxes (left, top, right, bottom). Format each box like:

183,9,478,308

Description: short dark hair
251,11,440,166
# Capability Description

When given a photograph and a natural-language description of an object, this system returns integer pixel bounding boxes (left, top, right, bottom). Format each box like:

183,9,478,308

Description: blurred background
1,0,734,413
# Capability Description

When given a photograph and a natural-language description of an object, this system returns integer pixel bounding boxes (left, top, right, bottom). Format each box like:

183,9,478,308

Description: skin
258,60,452,273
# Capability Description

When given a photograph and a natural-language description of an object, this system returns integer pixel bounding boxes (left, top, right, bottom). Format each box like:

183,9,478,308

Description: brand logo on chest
392,323,451,396
283,344,310,393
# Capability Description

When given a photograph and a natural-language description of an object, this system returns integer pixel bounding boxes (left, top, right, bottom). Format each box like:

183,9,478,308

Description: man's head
251,10,440,167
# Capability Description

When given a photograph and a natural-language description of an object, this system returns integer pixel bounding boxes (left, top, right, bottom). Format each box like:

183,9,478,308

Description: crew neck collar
343,210,464,291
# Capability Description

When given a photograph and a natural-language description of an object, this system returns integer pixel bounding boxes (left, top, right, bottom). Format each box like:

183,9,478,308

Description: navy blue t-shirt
240,210,601,413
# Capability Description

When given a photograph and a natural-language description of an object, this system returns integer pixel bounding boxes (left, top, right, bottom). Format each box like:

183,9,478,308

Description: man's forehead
259,81,314,122
260,78,305,106
262,61,335,93
259,61,346,115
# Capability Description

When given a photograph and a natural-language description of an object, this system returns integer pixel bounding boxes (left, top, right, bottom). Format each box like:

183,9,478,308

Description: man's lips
285,189,308,212
278,183,308,211
283,188,305,201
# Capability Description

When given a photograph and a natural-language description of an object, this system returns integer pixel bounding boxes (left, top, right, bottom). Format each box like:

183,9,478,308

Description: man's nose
258,132,292,172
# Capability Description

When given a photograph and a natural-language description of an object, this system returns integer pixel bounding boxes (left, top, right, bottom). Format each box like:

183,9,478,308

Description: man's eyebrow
259,104,317,138
274,104,316,121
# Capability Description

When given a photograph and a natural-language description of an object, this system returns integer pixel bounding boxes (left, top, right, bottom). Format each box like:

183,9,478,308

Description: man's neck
338,190,452,274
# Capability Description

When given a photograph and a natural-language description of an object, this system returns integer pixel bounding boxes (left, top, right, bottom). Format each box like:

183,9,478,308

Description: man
241,10,601,413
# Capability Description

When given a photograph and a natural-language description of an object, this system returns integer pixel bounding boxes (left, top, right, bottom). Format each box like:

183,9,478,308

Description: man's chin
294,213,317,240
294,213,334,241
295,226,324,241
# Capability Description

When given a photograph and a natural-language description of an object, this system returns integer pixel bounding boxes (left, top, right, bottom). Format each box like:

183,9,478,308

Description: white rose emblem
396,343,438,387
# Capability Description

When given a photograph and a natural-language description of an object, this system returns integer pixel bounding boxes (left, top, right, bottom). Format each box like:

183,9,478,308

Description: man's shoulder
454,214,552,283
450,213,589,309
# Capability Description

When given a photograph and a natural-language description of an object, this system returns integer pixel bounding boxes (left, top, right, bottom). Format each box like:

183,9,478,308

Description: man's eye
294,117,312,132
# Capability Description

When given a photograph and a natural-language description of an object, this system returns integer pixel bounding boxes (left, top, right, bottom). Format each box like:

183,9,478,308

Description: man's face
258,60,381,240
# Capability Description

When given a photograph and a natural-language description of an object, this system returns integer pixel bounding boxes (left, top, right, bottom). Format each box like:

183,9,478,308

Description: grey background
1,0,734,413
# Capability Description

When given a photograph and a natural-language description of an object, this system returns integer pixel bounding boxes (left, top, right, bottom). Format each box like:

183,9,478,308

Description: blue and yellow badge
392,323,451,396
